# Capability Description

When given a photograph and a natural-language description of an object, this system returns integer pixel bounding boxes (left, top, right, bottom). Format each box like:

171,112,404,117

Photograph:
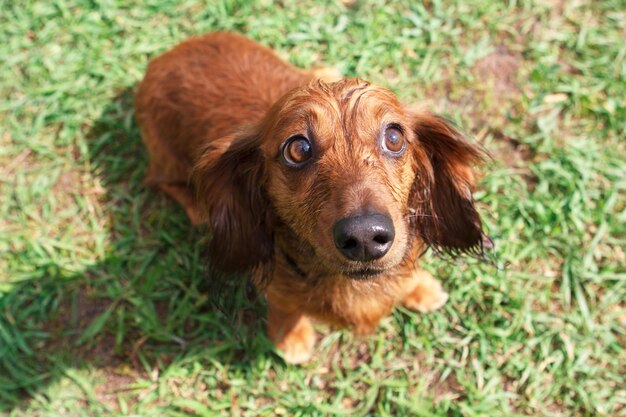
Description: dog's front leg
267,301,315,364
401,268,449,313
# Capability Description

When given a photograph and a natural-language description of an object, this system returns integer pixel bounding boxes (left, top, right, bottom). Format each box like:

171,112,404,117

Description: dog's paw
274,318,316,365
402,271,449,313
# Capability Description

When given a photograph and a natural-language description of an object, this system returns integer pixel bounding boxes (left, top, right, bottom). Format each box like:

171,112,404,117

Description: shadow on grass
0,89,272,411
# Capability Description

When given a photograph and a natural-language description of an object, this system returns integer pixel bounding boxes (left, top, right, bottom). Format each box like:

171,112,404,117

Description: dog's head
193,79,486,280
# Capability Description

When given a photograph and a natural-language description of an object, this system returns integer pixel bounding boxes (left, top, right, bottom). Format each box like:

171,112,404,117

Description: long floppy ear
192,129,274,279
409,112,488,255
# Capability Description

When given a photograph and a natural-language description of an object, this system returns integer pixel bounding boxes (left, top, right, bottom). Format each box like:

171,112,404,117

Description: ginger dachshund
136,32,488,364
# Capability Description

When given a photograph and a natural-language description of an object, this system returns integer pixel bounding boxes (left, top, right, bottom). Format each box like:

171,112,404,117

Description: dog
135,32,488,364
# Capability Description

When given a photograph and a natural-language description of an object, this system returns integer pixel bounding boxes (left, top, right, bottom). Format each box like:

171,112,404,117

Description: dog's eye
383,126,406,155
282,135,313,166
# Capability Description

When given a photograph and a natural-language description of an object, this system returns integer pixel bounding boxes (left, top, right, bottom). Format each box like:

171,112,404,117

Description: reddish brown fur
136,32,486,363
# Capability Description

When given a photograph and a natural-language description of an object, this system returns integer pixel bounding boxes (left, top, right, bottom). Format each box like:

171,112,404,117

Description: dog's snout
333,213,395,261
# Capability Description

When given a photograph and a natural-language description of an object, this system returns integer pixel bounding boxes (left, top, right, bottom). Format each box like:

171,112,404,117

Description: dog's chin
338,247,410,280
343,267,387,280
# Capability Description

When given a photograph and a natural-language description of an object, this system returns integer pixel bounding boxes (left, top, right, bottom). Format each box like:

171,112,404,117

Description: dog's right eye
281,135,313,167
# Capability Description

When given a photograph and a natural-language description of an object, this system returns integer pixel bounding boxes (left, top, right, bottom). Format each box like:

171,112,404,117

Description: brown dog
136,32,487,364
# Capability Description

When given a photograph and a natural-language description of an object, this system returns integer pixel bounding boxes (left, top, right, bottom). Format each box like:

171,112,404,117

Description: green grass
1,0,625,415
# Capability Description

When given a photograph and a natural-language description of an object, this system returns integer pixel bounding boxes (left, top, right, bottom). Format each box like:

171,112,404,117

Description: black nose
333,213,395,261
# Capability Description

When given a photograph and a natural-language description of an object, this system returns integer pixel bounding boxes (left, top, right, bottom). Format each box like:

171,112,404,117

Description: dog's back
136,32,311,179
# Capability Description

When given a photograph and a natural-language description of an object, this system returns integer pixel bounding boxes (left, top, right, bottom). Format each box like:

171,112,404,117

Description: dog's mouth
340,240,413,280
344,267,386,280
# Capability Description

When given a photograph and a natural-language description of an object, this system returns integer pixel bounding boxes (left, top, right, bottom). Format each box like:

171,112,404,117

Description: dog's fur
136,32,487,363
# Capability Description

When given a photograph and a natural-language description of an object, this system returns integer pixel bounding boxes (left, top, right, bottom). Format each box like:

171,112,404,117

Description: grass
1,0,624,415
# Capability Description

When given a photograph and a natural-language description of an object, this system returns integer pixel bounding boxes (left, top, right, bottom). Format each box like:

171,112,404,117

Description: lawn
1,0,624,416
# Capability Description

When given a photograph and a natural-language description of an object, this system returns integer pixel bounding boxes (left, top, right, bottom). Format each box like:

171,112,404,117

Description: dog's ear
408,111,487,255
192,128,274,278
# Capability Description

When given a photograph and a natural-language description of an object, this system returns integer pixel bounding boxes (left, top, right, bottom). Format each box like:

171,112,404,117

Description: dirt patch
153,299,171,326
495,137,531,168
432,371,464,403
0,147,34,178
466,48,539,182
52,169,84,195
418,46,525,136
539,0,567,15
486,129,538,189
41,288,143,410
487,129,535,168
472,46,522,103
93,367,137,408
44,289,122,368
466,46,525,133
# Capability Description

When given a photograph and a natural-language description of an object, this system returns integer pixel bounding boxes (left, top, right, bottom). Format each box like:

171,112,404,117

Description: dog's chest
309,279,401,332
267,263,405,332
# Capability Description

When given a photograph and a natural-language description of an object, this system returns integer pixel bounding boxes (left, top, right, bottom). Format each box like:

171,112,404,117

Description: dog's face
194,79,485,280
259,81,416,276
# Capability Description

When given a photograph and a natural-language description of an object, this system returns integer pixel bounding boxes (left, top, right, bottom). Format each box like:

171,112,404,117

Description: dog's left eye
282,135,313,167
382,126,406,155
